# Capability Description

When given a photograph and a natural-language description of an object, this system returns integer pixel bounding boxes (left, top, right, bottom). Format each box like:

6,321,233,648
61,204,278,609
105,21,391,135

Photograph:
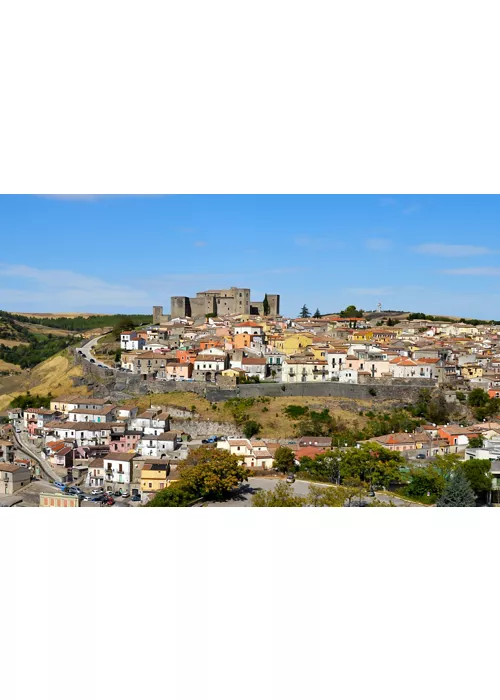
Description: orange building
233,332,252,349
176,349,197,364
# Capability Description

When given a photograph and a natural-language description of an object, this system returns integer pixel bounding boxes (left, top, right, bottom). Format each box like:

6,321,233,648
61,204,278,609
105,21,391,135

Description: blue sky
0,194,499,318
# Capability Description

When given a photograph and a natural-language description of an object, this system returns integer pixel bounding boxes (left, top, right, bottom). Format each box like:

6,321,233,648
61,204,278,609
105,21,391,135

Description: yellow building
309,345,329,361
40,492,80,507
461,364,484,380
140,463,170,492
351,329,374,342
273,333,314,354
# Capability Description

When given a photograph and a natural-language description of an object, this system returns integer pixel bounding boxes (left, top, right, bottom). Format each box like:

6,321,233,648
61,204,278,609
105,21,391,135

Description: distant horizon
5,308,499,323
1,194,499,318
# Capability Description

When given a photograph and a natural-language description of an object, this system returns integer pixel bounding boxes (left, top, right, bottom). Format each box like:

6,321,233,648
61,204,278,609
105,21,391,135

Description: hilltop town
2,288,500,507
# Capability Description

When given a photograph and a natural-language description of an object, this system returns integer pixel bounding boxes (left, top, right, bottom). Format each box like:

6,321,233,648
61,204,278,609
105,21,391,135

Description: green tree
273,446,297,474
405,466,446,502
243,420,261,439
178,447,250,501
455,391,466,403
342,477,368,506
313,308,321,318
146,483,196,507
306,483,345,507
468,388,490,408
468,435,484,448
436,468,476,507
299,304,311,318
252,481,306,507
340,305,363,318
339,442,404,488
113,317,135,340
263,294,270,316
462,459,492,497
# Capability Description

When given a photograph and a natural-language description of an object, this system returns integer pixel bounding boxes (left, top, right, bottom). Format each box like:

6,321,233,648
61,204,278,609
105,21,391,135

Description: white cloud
365,237,392,251
37,194,107,201
442,267,500,276
413,243,493,257
402,203,421,215
294,235,343,250
0,264,152,309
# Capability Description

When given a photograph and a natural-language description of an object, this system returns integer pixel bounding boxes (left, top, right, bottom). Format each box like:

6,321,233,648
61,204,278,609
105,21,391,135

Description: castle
153,287,280,323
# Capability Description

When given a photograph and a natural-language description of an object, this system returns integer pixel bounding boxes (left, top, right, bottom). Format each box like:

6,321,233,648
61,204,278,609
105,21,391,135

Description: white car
91,488,104,495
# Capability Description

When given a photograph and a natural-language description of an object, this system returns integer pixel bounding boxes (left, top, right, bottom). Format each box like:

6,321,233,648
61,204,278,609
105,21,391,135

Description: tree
339,442,404,488
468,435,484,448
340,305,363,319
243,420,261,439
262,294,270,316
436,468,476,507
306,484,345,507
341,477,368,506
461,459,492,497
146,483,195,507
405,466,446,501
299,304,311,318
113,317,135,340
468,388,490,408
178,448,250,500
252,481,306,507
273,446,297,474
313,308,321,318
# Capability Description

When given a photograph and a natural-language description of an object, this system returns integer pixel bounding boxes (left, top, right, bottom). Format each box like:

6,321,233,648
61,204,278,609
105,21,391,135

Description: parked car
104,496,115,506
121,492,130,498
416,453,426,460
131,494,141,502
90,359,95,363
114,490,122,497
91,488,104,495
54,481,66,490
286,474,295,484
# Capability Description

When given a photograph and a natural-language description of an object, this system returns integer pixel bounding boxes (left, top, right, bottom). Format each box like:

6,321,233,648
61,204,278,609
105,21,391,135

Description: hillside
0,350,84,411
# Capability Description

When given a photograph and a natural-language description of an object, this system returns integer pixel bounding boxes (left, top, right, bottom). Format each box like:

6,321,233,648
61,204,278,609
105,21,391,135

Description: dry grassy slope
0,351,85,411
17,321,77,337
127,392,397,439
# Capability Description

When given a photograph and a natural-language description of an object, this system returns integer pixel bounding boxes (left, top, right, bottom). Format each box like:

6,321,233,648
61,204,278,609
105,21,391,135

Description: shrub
368,388,377,396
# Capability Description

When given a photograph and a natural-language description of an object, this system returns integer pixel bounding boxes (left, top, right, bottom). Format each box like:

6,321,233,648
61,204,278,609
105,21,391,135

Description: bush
243,420,261,439
368,388,377,396
283,405,309,419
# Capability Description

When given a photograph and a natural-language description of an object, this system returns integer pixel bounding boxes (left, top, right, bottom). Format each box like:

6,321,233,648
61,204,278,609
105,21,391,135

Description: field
0,358,21,371
0,339,29,347
127,391,385,439
16,321,77,337
0,351,84,411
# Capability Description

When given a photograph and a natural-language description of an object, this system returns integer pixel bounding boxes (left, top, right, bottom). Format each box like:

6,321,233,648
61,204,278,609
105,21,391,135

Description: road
12,423,60,482
195,477,422,507
76,335,116,370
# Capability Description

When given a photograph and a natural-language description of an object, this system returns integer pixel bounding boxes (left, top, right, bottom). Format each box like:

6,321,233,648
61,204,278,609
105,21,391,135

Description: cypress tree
436,468,476,507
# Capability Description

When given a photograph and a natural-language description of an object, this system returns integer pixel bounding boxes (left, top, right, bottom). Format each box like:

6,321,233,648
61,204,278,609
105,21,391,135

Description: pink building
109,430,142,453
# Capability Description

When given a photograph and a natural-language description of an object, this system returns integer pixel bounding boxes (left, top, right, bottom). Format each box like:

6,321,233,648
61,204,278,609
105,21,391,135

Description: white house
102,452,136,493
137,432,179,458
234,322,263,336
120,331,146,351
45,422,114,447
282,355,329,383
338,368,359,384
129,408,170,436
69,406,116,423
240,356,267,379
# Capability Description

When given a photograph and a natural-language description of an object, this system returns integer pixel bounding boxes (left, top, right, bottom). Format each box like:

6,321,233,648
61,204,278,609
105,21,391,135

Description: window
149,482,152,488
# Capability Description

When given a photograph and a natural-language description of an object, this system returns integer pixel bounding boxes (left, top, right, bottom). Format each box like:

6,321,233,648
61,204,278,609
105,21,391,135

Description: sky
0,194,499,319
